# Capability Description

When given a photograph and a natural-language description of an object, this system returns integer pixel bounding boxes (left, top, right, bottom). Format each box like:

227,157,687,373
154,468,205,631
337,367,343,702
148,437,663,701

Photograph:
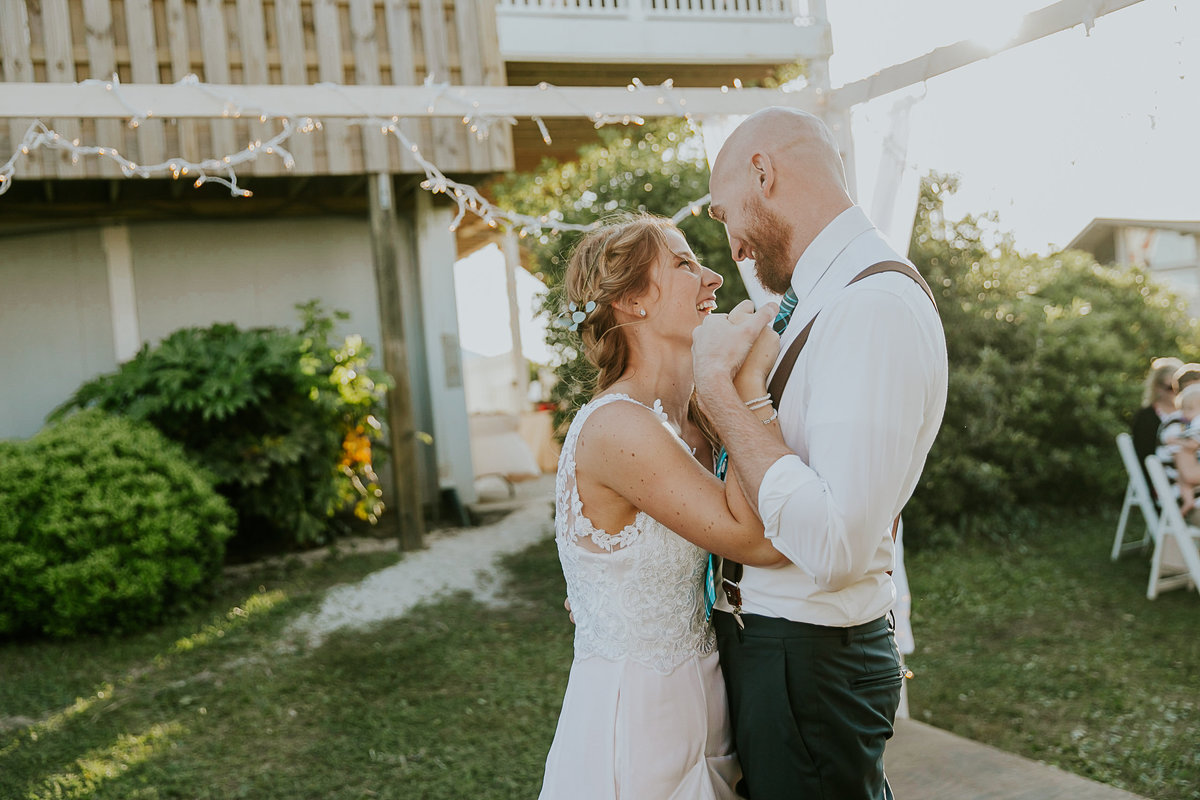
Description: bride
539,213,785,799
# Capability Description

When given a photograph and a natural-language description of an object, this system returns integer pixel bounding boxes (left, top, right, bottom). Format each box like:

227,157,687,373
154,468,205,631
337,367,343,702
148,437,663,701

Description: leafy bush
491,118,746,433
52,302,391,553
0,410,235,638
904,174,1199,546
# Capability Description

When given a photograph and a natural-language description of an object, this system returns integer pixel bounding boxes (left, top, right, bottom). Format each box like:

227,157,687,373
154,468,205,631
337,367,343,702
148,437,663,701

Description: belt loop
842,626,853,645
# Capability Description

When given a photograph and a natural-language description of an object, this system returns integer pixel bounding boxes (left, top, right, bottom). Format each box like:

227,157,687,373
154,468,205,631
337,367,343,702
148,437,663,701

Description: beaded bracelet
761,408,779,425
742,393,771,408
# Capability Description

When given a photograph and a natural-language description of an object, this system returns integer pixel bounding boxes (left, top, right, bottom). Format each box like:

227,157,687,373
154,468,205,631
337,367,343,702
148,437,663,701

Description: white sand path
289,478,555,648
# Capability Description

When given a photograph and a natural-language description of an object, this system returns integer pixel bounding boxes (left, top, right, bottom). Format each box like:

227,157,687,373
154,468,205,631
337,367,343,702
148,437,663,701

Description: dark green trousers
715,611,902,800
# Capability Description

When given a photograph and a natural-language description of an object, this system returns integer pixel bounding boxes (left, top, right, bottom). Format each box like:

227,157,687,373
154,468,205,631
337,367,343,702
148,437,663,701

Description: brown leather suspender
720,260,938,612
766,261,936,403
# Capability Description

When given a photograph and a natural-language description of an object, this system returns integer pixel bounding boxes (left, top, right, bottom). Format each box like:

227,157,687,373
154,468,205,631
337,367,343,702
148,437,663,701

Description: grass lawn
2,509,1196,799
905,511,1200,800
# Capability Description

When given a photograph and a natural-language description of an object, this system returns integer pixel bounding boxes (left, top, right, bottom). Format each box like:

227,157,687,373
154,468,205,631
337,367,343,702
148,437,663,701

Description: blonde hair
563,213,678,391
1142,357,1183,407
562,212,720,447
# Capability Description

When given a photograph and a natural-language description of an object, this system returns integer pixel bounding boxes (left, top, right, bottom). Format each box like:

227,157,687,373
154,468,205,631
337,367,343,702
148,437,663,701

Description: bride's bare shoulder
574,397,672,468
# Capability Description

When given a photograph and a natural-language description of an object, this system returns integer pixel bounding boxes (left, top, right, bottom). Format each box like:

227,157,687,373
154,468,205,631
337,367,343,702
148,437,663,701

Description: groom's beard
745,197,795,296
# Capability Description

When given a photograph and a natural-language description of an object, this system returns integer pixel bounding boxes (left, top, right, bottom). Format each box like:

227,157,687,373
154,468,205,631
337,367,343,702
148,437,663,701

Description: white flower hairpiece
553,300,597,332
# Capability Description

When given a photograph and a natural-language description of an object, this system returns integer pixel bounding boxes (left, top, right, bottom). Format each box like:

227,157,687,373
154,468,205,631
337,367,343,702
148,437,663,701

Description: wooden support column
369,172,425,551
100,225,141,363
806,0,857,202
392,206,441,519
415,190,477,510
502,230,529,415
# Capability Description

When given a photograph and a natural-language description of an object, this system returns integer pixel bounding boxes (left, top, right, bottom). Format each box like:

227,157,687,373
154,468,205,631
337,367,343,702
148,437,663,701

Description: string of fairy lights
0,73,716,235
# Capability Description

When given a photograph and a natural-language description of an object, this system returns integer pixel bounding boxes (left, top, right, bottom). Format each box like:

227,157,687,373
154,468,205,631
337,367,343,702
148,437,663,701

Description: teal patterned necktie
703,288,799,619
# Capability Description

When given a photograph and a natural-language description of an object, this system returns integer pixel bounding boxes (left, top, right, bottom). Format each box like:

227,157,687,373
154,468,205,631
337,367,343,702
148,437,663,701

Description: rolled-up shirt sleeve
756,283,940,592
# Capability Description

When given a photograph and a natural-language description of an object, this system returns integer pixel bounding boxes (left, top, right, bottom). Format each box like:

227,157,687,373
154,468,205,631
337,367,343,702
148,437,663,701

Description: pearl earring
639,308,647,317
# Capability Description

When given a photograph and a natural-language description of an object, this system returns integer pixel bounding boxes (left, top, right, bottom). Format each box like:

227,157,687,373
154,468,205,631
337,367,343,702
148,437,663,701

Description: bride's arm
579,327,787,567
722,325,788,565
579,406,783,566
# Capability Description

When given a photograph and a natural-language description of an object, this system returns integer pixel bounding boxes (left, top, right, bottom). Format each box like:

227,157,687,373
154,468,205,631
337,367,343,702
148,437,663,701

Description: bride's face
640,229,723,340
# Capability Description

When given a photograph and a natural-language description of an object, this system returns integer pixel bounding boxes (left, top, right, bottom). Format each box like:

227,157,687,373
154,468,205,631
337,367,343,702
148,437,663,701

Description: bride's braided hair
564,213,676,391
563,213,721,449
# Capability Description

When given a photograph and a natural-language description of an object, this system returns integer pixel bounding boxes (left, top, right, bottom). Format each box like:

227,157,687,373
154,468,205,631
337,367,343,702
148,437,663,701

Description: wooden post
414,190,478,510
368,172,425,551
392,203,442,521
502,230,529,414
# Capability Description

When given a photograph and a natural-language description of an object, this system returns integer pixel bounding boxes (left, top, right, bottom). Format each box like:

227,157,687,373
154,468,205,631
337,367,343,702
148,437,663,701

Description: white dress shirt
715,205,948,627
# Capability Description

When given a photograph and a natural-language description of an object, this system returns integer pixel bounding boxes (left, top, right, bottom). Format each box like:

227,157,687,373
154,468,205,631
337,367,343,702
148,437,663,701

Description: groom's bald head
707,107,854,288
711,107,849,203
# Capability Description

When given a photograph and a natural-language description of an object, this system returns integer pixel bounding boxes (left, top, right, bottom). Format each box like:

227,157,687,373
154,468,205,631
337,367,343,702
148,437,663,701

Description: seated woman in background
1132,357,1182,500
1131,356,1182,481
1159,383,1200,519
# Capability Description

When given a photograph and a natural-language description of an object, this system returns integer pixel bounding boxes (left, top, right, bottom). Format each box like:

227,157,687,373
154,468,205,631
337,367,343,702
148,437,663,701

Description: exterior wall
0,218,383,443
129,218,382,348
0,228,115,439
1117,226,1200,315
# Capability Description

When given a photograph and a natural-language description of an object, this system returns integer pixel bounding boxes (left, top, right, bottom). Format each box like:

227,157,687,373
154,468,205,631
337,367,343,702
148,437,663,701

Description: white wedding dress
538,394,741,800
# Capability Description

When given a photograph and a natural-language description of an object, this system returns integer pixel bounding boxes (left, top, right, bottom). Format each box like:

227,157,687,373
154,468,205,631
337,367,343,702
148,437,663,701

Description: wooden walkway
887,719,1148,799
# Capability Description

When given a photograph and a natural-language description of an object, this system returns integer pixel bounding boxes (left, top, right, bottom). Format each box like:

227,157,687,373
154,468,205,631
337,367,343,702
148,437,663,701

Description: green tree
490,118,744,429
906,173,1199,545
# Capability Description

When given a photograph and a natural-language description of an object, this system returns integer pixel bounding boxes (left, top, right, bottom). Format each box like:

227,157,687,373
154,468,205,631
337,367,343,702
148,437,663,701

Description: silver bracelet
761,408,779,425
745,399,773,412
742,393,771,408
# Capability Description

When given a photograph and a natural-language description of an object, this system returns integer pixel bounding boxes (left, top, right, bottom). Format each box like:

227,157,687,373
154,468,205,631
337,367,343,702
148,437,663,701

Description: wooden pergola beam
0,83,815,121
828,0,1145,110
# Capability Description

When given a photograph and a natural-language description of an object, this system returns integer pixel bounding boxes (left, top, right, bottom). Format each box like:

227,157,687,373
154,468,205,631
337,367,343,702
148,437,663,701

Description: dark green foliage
52,302,391,552
905,174,1199,546
0,410,234,637
490,119,745,432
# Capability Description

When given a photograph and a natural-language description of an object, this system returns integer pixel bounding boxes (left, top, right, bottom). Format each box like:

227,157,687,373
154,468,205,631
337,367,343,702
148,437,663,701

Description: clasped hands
693,299,781,399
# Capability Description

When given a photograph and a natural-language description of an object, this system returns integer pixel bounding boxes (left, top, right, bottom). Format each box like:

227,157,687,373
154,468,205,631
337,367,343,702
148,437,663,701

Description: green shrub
0,410,235,638
903,174,1199,546
52,302,391,553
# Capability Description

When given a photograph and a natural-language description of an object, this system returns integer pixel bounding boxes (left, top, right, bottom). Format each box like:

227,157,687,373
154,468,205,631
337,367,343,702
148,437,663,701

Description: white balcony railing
496,0,829,65
498,0,805,20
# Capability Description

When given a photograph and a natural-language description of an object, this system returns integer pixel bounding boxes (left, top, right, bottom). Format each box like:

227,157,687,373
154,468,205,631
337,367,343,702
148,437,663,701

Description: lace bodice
555,394,716,675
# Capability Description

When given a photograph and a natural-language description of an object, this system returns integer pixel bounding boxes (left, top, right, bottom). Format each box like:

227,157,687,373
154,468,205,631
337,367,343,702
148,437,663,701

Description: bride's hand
734,323,780,397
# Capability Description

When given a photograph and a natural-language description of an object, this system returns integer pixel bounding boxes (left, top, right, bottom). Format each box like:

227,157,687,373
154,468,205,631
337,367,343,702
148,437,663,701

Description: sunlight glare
26,722,184,800
172,590,287,654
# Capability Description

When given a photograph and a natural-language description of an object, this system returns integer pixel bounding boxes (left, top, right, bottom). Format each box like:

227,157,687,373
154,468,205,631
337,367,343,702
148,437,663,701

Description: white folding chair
1141,456,1200,598
1112,432,1155,560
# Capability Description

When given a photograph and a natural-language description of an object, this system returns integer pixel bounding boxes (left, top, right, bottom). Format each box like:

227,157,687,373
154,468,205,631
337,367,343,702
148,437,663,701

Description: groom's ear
750,152,775,197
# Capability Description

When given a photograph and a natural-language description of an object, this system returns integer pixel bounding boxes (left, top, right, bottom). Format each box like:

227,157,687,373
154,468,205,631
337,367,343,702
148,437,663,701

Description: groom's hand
693,300,778,393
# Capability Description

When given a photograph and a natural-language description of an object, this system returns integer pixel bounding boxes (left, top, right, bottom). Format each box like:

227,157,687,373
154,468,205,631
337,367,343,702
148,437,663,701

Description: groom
693,107,948,799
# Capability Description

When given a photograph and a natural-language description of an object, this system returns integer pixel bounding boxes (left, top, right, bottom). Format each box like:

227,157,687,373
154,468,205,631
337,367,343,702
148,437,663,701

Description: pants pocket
850,666,905,692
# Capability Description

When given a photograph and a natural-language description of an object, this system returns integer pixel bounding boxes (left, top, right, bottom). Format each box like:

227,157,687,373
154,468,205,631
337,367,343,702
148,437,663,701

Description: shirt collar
788,205,875,303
